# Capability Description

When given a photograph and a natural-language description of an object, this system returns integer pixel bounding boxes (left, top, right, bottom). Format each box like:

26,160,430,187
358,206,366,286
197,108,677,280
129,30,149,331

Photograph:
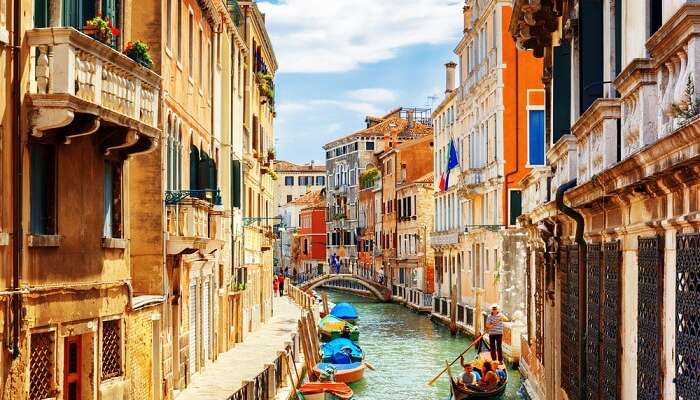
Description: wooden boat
313,361,366,383
447,338,508,400
318,315,360,342
296,382,353,400
330,303,358,324
320,338,364,363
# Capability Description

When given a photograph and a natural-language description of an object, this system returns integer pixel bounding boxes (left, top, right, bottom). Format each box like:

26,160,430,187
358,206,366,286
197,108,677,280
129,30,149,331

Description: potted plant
267,148,275,161
124,40,154,69
268,169,279,181
84,15,120,44
256,71,274,104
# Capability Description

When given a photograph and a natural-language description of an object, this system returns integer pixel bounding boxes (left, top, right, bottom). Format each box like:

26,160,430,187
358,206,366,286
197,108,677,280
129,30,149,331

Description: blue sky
257,0,464,165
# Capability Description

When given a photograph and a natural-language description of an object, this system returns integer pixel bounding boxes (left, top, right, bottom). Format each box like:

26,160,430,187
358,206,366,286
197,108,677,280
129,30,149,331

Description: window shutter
30,144,48,234
198,153,209,194
528,110,545,165
189,146,200,190
207,158,217,190
232,160,241,208
579,0,604,115
103,161,114,237
552,42,571,144
34,0,48,27
509,190,522,226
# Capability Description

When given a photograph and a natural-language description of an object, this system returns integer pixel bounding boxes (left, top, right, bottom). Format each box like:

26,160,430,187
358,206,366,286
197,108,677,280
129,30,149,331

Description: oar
364,361,376,371
426,334,482,386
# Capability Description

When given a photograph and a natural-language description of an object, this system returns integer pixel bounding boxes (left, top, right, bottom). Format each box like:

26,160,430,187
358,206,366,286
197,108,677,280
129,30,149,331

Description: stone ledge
28,234,63,247
0,232,8,246
101,237,128,249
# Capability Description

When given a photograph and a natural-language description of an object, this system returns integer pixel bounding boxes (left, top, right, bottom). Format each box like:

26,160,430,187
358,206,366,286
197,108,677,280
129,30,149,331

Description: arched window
165,114,173,191
190,143,200,191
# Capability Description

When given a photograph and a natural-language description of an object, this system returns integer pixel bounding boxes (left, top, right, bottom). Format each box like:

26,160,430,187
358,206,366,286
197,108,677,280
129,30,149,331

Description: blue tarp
330,302,358,321
321,338,363,362
316,361,363,371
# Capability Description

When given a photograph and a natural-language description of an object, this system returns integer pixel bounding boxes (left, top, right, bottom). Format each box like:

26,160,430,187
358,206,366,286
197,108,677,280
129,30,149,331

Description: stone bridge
297,273,393,301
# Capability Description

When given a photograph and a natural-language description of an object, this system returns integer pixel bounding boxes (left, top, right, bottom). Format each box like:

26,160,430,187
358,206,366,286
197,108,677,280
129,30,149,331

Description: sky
257,0,464,165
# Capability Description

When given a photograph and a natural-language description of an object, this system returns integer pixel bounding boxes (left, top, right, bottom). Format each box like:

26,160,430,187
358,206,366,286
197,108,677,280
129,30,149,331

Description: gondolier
485,304,508,363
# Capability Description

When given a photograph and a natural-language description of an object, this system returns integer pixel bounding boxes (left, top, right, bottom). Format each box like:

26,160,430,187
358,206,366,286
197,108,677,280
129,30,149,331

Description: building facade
510,0,700,399
274,160,326,215
297,191,327,277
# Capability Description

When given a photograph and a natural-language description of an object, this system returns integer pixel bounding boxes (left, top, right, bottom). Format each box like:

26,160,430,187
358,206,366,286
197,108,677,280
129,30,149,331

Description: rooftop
274,160,326,173
289,190,325,209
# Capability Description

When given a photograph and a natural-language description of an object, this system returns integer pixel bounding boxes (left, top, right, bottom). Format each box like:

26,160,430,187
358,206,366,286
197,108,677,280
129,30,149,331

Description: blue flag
443,140,459,190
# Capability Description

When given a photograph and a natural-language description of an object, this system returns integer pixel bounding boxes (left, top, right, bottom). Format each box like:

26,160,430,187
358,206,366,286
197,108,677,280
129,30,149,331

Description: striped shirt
486,313,505,335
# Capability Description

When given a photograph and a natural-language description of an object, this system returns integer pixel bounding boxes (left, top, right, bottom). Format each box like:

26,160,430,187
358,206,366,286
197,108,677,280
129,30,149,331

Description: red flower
110,25,120,37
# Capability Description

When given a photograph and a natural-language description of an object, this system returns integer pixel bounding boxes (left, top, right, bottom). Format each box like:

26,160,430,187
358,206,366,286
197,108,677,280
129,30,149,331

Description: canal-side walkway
176,296,303,400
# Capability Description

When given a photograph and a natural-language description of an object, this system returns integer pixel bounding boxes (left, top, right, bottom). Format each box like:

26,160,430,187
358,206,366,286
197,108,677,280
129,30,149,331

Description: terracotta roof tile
289,190,325,208
274,160,326,173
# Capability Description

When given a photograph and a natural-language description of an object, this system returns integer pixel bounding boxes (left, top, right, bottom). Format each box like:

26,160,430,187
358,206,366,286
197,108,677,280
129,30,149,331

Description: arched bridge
297,273,393,301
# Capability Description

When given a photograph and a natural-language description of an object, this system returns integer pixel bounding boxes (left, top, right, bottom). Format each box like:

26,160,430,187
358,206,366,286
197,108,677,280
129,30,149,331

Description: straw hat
490,304,500,311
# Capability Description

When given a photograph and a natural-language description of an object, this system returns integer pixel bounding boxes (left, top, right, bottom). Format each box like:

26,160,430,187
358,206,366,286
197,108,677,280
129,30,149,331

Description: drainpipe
504,27,520,222
10,0,23,359
555,179,586,400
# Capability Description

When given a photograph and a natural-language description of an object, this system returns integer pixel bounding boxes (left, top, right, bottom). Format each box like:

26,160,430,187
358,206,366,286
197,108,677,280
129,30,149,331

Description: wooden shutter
579,0,604,115
509,190,522,226
189,146,200,191
232,160,241,208
552,42,571,143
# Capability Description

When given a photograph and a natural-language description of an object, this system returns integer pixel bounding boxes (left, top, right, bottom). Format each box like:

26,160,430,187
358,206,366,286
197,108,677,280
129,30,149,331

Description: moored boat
296,382,354,400
318,315,360,342
320,338,364,363
313,361,366,384
330,303,358,324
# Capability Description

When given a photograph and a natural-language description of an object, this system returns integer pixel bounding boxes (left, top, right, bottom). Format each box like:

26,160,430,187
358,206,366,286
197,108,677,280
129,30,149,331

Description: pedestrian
278,273,286,296
293,267,298,284
284,266,290,277
273,275,279,297
485,304,509,363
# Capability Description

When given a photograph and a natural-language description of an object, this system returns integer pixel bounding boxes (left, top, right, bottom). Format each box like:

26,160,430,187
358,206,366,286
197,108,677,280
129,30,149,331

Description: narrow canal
319,289,522,400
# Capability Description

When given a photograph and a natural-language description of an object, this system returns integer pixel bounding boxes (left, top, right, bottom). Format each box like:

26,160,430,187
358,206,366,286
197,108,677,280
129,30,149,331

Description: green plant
84,15,120,42
256,71,275,101
359,167,380,189
333,213,346,221
268,169,279,181
672,75,700,124
124,40,154,69
267,147,276,160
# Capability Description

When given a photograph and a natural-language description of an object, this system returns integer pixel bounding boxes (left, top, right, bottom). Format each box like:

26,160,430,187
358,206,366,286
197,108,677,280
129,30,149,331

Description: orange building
297,190,327,276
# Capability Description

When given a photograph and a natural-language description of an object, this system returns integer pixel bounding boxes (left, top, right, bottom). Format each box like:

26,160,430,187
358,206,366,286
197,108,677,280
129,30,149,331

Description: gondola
447,338,508,400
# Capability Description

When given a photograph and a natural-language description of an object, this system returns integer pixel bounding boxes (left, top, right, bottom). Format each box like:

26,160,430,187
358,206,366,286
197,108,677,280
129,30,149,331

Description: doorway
63,336,81,400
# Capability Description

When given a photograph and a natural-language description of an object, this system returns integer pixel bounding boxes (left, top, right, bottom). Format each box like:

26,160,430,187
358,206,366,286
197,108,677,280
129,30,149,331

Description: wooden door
63,335,81,400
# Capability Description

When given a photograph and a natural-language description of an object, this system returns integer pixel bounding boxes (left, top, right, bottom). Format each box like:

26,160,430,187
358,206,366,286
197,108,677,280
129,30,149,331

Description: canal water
320,289,522,400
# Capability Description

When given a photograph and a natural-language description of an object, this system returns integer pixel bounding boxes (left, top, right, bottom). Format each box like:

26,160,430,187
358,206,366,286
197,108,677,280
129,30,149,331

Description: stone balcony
571,98,620,184
166,199,224,254
460,160,502,198
547,134,577,200
521,166,551,215
26,27,159,154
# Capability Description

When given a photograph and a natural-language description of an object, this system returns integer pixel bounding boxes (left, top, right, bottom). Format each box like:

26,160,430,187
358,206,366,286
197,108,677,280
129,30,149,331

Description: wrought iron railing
165,189,222,205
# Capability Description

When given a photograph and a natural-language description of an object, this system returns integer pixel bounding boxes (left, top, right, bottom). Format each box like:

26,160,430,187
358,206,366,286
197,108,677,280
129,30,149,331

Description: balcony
166,198,224,254
430,231,460,247
547,134,577,200
460,160,502,198
571,98,620,184
26,28,159,154
521,167,551,215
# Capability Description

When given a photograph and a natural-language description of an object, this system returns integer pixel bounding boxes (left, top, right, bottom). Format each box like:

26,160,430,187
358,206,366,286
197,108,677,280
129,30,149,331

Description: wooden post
321,291,329,316
298,318,315,378
474,287,484,335
449,285,458,335
265,363,276,398
306,313,321,365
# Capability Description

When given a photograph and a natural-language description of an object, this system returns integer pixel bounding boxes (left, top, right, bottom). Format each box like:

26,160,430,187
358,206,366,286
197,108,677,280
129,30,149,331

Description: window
30,143,56,235
298,176,306,186
316,176,325,186
34,0,49,27
509,190,522,226
62,0,95,32
528,110,545,165
103,160,123,238
285,176,294,186
198,28,203,85
287,195,293,203
188,12,193,78
177,0,182,61
232,159,241,208
366,141,375,150
165,0,172,49
101,319,122,380
29,331,55,400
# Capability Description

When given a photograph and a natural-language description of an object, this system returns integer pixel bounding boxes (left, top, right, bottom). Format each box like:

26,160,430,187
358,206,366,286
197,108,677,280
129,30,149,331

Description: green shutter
30,144,55,234
552,42,571,144
207,158,217,190
579,0,604,115
198,153,210,196
189,146,199,190
232,160,241,208
34,0,48,27
509,190,522,226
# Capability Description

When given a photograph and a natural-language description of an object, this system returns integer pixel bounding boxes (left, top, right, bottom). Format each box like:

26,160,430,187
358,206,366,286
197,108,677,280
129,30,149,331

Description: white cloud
276,98,382,117
258,0,462,73
345,88,398,103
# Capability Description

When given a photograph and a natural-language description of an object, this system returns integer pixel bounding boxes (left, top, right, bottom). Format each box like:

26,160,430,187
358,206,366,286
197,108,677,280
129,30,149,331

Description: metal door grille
535,248,545,364
189,282,197,376
30,331,55,400
586,244,602,400
203,280,210,363
601,241,621,400
676,233,700,399
102,320,123,380
562,244,580,400
637,235,663,400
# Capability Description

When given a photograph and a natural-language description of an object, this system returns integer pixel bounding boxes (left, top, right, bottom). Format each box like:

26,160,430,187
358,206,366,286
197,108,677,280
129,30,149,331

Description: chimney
445,61,457,93
463,4,472,32
407,110,415,128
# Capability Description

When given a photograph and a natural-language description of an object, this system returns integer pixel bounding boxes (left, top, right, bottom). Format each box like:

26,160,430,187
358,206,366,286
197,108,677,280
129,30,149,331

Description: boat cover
298,382,353,399
330,303,358,321
319,315,356,333
316,361,364,371
321,338,363,362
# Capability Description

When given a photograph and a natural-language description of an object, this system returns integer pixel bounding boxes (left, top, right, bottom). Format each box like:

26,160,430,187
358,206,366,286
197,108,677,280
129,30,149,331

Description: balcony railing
166,199,212,239
27,27,160,131
548,135,577,199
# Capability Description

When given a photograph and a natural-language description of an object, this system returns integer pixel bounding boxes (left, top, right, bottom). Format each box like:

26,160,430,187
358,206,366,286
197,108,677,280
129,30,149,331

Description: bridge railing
287,284,316,310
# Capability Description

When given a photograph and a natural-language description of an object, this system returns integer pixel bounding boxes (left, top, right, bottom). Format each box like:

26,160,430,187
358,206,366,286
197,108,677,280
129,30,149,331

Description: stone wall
126,307,157,400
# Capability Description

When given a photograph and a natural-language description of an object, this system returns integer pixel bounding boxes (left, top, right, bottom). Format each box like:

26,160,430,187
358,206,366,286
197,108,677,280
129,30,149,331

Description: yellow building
239,0,277,337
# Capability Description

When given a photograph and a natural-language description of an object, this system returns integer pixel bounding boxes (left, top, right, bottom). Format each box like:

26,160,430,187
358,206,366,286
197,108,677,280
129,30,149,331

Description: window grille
30,331,55,400
102,320,123,380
